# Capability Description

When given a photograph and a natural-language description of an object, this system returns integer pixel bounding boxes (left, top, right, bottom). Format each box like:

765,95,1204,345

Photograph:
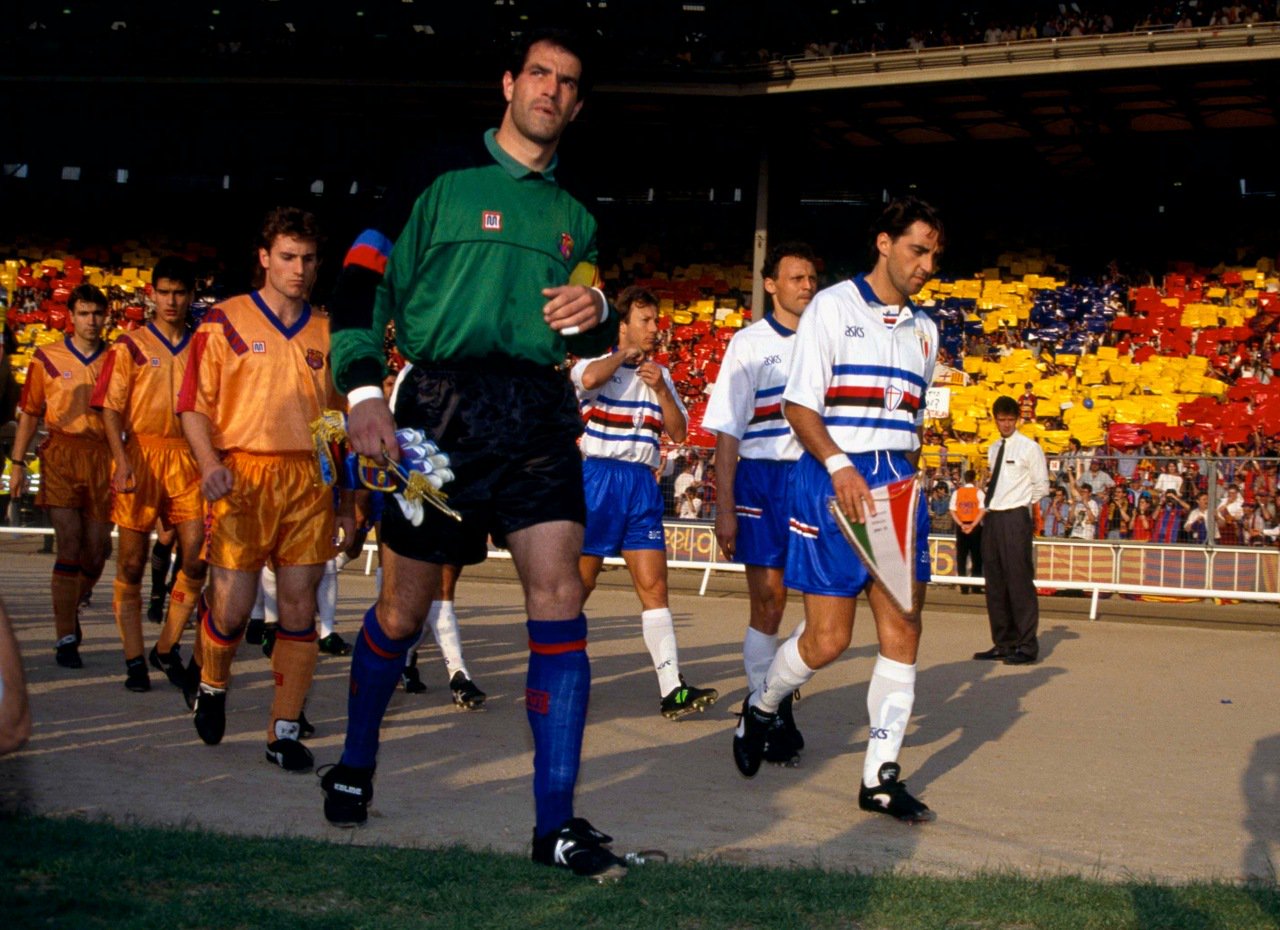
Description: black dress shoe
1002,652,1036,665
972,647,1007,660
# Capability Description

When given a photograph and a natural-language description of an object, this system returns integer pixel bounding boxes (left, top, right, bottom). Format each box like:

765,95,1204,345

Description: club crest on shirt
884,383,904,412
306,348,324,370
252,341,266,354
482,211,502,231
915,325,931,361
559,232,574,260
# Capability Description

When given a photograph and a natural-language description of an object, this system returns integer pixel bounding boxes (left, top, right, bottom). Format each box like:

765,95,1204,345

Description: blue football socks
526,615,590,838
342,605,416,769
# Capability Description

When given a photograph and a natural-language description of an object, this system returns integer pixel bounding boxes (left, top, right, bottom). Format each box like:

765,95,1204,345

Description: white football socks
317,559,338,639
742,627,778,697
757,634,814,713
426,600,467,679
260,565,278,625
863,653,916,788
641,607,682,695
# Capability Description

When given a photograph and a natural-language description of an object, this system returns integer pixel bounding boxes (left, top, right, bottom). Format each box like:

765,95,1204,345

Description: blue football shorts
784,449,931,598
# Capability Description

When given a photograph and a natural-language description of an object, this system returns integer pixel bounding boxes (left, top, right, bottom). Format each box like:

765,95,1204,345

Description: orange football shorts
36,433,112,523
204,451,334,572
111,436,204,532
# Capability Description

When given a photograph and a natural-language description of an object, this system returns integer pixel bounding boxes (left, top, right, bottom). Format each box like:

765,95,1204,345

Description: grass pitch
2,813,1277,929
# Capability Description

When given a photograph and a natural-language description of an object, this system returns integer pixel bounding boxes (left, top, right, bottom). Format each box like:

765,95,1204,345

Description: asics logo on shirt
845,325,865,338
763,354,782,366
869,727,890,740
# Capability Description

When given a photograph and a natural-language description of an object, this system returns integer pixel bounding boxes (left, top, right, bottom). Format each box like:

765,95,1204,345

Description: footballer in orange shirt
178,207,353,773
10,285,113,669
92,257,207,695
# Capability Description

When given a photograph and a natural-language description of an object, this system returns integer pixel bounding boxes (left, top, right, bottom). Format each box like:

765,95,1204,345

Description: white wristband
346,386,384,408
590,286,609,323
561,288,609,338
824,453,854,476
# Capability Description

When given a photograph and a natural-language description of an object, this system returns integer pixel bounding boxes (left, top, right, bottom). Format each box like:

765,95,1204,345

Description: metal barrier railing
5,518,1276,622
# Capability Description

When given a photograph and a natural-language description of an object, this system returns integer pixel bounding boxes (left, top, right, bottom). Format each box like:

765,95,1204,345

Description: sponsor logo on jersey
559,232,574,259
845,325,865,338
252,341,266,354
763,354,781,366
482,211,502,231
884,384,904,411
869,726,890,739
305,348,324,370
62,370,72,379
150,357,161,367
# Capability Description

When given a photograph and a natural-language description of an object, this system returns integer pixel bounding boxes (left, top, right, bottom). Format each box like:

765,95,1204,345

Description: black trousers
954,525,983,592
980,507,1039,658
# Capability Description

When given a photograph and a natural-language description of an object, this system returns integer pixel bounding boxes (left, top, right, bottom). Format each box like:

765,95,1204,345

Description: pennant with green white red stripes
828,475,920,614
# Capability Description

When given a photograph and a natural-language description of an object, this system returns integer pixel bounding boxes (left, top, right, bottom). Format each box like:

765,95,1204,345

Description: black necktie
985,439,1006,508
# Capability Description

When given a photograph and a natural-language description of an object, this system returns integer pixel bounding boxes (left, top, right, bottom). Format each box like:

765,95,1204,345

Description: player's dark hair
68,283,107,311
992,395,1019,418
508,27,592,96
152,256,195,291
617,285,659,324
870,196,946,261
762,241,817,282
253,206,322,289
258,206,324,254
964,469,977,483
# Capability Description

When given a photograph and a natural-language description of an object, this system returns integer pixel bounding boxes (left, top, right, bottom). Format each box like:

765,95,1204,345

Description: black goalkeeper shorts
379,358,586,566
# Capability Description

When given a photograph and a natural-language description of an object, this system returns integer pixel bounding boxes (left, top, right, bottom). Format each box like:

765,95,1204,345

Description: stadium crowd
3,232,1279,549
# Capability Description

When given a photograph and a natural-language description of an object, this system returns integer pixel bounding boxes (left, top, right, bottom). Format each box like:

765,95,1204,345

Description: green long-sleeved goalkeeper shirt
331,129,618,392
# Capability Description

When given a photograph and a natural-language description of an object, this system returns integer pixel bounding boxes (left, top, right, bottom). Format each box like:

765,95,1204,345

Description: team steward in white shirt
704,241,817,766
572,286,719,720
731,198,942,825
975,394,1050,665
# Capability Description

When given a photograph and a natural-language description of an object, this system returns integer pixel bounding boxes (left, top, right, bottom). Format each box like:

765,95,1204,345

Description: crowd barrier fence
3,523,1275,622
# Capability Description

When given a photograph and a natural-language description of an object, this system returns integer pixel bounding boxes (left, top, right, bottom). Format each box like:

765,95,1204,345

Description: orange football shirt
20,337,108,442
91,323,191,438
177,292,337,454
